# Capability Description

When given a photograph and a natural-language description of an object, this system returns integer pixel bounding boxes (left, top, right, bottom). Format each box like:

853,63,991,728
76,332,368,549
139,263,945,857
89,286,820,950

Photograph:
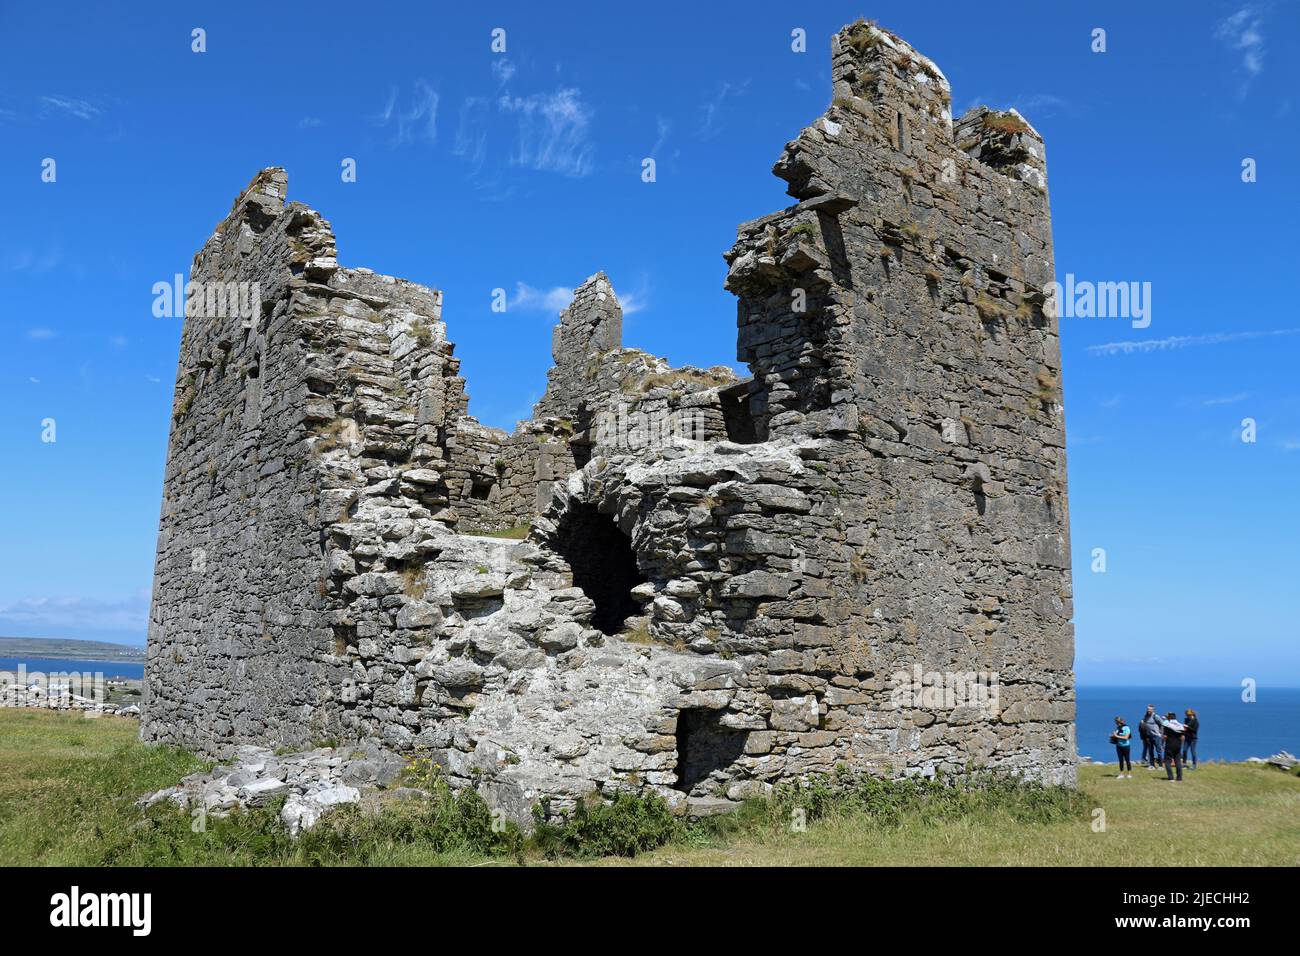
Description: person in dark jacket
1182,708,1199,769
1159,712,1186,781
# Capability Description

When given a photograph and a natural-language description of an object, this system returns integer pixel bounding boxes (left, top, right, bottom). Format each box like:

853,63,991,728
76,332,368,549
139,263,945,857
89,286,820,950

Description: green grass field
2,709,1297,867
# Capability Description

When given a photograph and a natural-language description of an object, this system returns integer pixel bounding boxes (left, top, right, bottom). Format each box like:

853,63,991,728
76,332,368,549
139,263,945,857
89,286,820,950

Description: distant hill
0,637,145,662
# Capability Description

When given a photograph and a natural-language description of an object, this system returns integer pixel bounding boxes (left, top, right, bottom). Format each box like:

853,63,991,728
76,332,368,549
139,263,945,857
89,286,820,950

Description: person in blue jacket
1110,716,1133,778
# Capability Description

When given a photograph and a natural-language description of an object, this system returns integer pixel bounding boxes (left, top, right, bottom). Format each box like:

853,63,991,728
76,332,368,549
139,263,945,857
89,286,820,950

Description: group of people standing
1110,705,1200,780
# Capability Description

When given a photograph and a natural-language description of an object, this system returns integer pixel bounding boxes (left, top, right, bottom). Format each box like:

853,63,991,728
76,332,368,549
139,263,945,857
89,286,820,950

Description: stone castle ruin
143,21,1076,819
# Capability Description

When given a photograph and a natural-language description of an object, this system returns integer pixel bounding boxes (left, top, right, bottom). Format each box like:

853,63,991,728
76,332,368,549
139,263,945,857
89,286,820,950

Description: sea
1076,685,1300,763
0,656,145,682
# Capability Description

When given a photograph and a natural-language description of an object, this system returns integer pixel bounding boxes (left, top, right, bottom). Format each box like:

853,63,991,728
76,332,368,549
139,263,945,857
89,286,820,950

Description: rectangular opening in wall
469,477,494,500
452,593,504,620
719,381,760,445
675,708,748,795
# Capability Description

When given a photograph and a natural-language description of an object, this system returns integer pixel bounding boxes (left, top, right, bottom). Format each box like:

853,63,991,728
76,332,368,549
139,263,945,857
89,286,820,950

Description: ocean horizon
1076,684,1299,764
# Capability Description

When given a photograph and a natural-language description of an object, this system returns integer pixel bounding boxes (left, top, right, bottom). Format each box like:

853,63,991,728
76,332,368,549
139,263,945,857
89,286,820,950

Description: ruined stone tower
143,21,1075,818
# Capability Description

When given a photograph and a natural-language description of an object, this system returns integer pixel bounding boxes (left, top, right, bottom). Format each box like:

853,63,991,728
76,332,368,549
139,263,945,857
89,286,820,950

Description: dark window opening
1024,293,1049,330
453,593,504,619
331,624,356,656
554,501,644,635
720,381,760,444
469,477,494,500
973,478,987,517
675,709,749,794
570,406,594,468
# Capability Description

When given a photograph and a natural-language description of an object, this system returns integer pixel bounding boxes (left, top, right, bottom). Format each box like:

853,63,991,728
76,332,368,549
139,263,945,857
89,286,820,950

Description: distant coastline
0,636,144,662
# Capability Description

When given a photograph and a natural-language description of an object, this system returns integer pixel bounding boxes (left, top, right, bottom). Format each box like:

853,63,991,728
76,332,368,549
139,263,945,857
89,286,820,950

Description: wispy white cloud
511,282,576,314
498,88,594,177
377,87,397,125
453,96,490,171
698,80,749,139
1216,6,1267,96
1087,327,1300,357
1007,92,1071,118
511,278,647,316
453,56,597,181
374,81,439,145
0,591,149,638
611,275,648,316
961,92,1071,121
298,116,323,129
618,291,647,315
1202,392,1251,406
492,58,516,87
4,247,61,273
26,327,55,340
649,117,670,158
38,94,102,120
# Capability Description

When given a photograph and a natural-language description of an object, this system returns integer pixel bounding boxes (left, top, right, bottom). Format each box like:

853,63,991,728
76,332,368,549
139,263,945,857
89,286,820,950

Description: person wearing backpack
1140,706,1164,768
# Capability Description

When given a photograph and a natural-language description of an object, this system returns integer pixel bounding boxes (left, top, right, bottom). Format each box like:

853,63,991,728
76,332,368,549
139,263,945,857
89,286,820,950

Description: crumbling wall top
532,272,623,420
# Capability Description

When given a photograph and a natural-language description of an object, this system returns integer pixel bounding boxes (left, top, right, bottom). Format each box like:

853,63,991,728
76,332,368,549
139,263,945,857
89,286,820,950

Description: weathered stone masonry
143,21,1075,820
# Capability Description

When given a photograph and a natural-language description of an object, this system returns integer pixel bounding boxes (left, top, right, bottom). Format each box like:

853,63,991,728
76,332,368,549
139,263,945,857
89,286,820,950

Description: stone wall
143,169,476,751
144,20,1075,819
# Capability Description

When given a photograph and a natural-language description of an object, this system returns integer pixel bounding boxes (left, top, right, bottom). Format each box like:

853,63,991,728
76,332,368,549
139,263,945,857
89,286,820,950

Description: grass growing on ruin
2,710,1298,867
981,110,1030,135
846,19,882,55
784,222,820,243
463,524,531,540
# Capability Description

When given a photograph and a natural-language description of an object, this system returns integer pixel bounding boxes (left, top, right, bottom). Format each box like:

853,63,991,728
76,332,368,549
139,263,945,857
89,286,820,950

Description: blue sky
1,1,1296,686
